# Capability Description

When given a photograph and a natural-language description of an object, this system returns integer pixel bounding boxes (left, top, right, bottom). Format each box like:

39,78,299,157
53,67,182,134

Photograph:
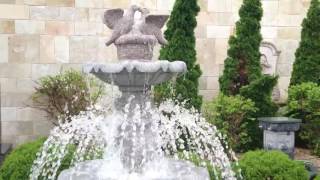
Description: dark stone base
0,143,12,166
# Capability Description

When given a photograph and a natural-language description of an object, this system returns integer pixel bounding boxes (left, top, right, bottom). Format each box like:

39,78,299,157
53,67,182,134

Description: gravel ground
295,148,320,171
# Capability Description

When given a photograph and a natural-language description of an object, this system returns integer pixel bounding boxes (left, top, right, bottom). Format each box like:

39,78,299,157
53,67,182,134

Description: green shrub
154,0,202,110
33,69,104,125
203,94,257,152
288,82,320,156
0,138,45,180
219,0,263,95
239,150,309,180
290,0,320,86
240,75,278,117
315,174,320,180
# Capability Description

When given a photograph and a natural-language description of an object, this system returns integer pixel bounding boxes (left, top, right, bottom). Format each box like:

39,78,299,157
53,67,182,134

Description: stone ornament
260,41,281,102
103,5,169,60
260,41,281,75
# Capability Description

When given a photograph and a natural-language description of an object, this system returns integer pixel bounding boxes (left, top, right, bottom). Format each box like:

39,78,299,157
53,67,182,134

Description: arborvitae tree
154,0,202,110
219,0,263,95
290,0,320,86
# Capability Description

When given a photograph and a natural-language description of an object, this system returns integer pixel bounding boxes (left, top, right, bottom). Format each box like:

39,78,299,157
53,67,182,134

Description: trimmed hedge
239,150,309,180
0,138,45,180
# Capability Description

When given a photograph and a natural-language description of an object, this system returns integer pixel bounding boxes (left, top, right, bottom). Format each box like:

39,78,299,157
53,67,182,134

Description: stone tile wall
0,0,311,145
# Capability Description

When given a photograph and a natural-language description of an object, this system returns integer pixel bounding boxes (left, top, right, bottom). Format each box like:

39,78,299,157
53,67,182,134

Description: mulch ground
295,148,320,171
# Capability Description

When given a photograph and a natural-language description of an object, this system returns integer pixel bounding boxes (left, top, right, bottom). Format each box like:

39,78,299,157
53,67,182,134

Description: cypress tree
219,0,263,95
154,0,202,110
290,0,320,86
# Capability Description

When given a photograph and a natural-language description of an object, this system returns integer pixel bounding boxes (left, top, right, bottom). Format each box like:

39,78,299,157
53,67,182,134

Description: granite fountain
30,5,238,180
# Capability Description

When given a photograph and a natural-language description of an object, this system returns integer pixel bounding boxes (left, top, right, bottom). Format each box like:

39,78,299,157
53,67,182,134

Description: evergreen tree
290,0,320,86
154,0,202,110
219,0,263,95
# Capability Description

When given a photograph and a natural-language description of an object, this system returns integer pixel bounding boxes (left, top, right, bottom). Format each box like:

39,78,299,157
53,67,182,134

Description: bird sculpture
138,8,169,45
103,5,140,46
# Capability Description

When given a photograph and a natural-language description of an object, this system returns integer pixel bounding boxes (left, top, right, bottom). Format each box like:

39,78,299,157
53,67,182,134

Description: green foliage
0,138,45,180
32,69,104,125
154,0,202,110
239,150,309,180
240,75,279,117
315,174,320,180
203,94,257,152
288,82,320,156
219,0,263,95
290,0,320,86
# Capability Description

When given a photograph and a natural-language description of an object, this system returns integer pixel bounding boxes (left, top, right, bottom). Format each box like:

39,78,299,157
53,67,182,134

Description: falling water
29,94,239,180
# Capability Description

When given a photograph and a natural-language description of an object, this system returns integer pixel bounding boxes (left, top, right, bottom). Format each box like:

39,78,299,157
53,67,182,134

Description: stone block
54,36,69,63
9,35,40,63
30,6,60,20
276,39,299,64
262,1,279,14
195,25,207,39
278,15,304,27
261,27,278,39
278,27,301,39
104,0,130,8
231,0,242,13
3,92,33,107
15,20,45,34
59,7,76,21
33,120,53,136
97,37,117,62
199,90,219,101
16,107,47,121
131,0,157,10
1,107,17,122
0,35,8,63
198,0,208,12
276,63,292,77
199,76,207,90
88,9,105,22
213,13,234,26
60,63,82,71
214,38,228,65
207,25,231,38
0,63,32,78
0,0,15,4
208,0,232,12
278,76,290,101
31,64,61,80
0,20,14,33
0,4,29,19
206,76,219,90
75,0,103,8
0,78,16,93
75,22,103,35
15,135,39,146
40,35,55,63
47,0,74,7
156,0,175,11
75,8,89,21
24,0,45,5
196,39,215,76
197,12,214,26
262,14,278,26
2,121,33,136
69,36,99,63
279,0,304,15
45,21,74,35
16,78,36,93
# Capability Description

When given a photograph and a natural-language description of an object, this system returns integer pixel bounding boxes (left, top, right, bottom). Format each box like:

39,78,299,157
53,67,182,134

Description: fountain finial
103,5,169,60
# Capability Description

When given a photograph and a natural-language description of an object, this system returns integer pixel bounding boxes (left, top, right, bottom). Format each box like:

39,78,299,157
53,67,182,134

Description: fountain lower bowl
58,158,209,180
83,60,187,88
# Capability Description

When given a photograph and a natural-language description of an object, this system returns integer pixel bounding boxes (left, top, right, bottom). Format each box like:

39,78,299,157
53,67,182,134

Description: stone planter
258,117,301,158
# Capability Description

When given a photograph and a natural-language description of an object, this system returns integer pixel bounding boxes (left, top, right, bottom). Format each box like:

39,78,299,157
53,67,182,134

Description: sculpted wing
103,9,124,29
145,15,169,28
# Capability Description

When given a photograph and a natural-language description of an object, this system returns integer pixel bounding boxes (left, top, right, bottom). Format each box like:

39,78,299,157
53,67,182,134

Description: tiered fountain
30,5,237,180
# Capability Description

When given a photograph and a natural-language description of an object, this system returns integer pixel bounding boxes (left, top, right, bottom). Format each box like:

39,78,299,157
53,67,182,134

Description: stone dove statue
138,8,169,45
103,5,140,46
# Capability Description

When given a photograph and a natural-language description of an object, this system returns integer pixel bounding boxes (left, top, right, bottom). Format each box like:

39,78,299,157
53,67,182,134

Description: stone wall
0,0,311,145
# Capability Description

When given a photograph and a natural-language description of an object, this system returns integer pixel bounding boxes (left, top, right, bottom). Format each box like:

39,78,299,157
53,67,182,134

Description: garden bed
295,148,320,171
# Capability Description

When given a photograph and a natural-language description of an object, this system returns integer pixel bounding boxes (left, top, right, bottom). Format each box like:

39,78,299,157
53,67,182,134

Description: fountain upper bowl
84,60,187,90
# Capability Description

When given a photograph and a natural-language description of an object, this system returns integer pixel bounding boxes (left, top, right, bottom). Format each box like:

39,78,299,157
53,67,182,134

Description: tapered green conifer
219,0,263,95
154,0,202,110
290,0,320,86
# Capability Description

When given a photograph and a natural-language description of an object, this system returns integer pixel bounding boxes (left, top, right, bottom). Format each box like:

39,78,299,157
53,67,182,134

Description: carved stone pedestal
258,117,301,158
